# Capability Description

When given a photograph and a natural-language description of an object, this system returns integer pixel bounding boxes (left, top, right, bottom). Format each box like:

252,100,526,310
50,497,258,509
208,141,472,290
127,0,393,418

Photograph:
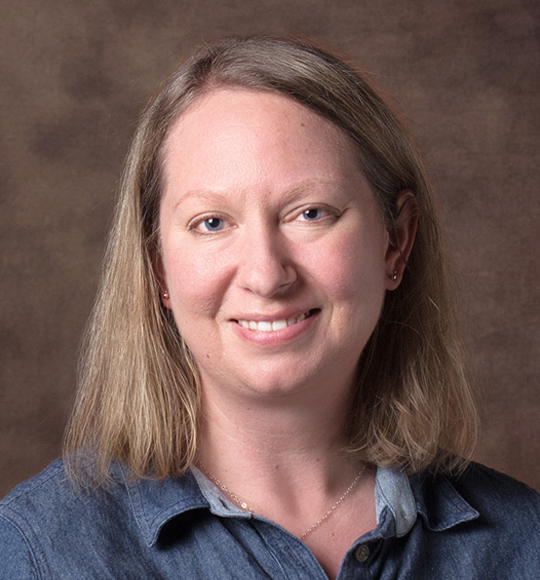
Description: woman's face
159,89,395,402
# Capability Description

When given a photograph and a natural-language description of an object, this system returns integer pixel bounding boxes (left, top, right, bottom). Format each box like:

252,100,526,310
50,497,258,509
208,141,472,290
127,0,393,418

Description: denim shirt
1,459,539,579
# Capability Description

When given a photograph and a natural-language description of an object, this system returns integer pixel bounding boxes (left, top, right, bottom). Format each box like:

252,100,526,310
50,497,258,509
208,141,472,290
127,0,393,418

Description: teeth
272,320,288,331
238,311,311,332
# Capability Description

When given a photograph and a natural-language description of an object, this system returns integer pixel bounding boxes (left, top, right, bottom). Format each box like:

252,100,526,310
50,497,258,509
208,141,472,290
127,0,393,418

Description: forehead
161,89,361,187
167,88,347,144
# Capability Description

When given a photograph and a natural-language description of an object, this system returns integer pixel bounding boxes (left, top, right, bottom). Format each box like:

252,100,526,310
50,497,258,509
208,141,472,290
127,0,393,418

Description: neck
196,377,359,502
196,376,376,580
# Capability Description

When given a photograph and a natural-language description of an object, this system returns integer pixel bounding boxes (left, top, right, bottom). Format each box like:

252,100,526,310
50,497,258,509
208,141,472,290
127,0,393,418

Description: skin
158,89,416,579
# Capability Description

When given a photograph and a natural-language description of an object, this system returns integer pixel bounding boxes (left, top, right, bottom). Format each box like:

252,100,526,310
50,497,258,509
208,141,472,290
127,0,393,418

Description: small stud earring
163,290,169,299
390,270,398,281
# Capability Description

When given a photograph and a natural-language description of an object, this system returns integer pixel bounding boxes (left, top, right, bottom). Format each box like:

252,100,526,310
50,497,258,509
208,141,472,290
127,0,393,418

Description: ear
385,191,418,290
153,250,172,309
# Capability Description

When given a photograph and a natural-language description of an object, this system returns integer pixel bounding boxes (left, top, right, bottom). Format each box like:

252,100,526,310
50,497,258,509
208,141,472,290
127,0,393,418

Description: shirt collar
409,468,480,532
375,466,418,536
127,464,479,547
126,467,251,547
190,466,253,518
126,469,207,547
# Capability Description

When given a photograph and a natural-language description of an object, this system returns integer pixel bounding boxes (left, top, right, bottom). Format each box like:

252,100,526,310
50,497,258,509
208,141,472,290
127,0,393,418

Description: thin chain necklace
197,462,366,540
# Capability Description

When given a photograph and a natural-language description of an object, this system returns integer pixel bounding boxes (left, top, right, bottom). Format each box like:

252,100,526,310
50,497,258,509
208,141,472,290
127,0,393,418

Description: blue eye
202,218,224,231
302,208,322,221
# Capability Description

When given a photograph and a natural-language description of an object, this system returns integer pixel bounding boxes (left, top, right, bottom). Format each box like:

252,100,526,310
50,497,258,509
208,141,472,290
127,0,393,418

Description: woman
1,36,539,579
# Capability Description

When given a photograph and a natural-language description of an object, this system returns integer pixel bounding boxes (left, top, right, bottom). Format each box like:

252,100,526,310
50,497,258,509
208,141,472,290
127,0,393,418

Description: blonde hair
65,36,477,482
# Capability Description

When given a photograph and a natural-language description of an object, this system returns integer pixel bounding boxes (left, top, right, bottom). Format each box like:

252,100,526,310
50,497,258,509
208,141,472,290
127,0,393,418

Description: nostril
237,256,298,298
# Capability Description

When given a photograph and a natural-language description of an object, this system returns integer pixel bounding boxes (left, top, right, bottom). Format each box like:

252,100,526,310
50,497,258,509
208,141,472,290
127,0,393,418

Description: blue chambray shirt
1,459,539,578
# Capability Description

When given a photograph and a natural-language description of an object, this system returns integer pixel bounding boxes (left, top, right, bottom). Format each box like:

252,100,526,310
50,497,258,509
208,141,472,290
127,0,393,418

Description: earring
390,270,398,281
163,290,169,299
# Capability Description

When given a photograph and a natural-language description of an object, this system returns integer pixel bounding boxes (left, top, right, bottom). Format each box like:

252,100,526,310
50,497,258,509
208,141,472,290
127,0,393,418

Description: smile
237,309,317,332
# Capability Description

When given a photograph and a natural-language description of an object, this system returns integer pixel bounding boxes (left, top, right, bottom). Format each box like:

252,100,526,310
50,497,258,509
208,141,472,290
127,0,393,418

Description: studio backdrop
1,0,539,497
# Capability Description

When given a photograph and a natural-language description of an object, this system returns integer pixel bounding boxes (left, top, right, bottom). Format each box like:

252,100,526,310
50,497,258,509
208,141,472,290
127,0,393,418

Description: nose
236,224,297,298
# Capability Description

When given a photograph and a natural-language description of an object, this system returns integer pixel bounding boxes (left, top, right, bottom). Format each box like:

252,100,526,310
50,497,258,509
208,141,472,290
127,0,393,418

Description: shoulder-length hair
65,36,477,483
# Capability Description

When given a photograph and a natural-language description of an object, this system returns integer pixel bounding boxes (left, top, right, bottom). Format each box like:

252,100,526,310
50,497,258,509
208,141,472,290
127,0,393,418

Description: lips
236,309,317,332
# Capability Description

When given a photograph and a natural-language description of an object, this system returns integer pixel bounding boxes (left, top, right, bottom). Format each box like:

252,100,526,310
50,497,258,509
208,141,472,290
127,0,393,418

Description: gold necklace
197,463,366,540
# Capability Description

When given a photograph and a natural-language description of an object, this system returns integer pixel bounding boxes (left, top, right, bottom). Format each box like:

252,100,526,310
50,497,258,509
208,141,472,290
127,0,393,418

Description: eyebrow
169,178,346,212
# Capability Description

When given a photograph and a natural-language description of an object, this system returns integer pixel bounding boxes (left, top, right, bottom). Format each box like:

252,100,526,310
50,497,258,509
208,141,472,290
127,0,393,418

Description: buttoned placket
187,465,418,580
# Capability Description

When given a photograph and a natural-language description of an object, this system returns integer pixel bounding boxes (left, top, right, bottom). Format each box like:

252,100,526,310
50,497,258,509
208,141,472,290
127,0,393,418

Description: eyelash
299,207,326,221
201,217,225,232
188,215,230,235
292,205,340,224
188,205,340,235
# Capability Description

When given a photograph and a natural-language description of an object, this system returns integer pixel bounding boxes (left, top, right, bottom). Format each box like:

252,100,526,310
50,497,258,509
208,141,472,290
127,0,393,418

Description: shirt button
354,544,370,563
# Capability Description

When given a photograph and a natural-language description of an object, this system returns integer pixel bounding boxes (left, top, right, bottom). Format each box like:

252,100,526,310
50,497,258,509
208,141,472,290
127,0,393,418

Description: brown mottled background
1,0,539,498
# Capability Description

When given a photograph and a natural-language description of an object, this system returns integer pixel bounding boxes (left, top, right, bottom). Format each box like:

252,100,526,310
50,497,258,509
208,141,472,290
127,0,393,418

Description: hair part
64,36,478,483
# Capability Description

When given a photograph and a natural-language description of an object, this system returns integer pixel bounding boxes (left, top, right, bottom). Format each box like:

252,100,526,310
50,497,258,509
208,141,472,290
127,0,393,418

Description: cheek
163,247,233,320
163,238,239,329
305,230,388,304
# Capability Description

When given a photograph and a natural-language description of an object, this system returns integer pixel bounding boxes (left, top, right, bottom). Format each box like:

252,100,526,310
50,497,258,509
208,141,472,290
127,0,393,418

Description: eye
302,208,323,221
201,217,224,232
293,205,340,224
188,214,231,235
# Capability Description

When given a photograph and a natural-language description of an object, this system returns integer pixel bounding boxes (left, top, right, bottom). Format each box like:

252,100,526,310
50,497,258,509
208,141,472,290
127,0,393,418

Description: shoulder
0,459,72,530
0,460,210,578
1,459,67,509
449,461,540,521
0,460,68,579
0,458,104,526
0,459,132,579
